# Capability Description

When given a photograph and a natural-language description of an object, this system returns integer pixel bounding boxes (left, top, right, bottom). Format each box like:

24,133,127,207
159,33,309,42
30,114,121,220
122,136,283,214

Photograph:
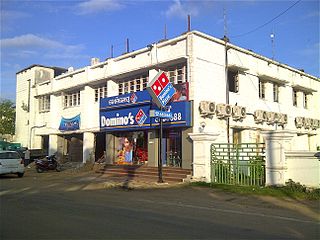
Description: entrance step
96,164,192,183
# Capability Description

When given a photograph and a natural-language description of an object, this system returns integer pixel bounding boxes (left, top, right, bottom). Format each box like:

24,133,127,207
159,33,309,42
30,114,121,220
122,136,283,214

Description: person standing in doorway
24,148,30,167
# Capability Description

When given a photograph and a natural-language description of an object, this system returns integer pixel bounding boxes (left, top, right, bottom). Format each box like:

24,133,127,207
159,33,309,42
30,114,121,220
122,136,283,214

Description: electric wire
230,0,301,38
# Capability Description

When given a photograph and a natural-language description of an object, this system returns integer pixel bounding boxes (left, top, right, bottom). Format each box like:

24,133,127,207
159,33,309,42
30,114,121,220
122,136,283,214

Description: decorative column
188,133,219,182
48,135,58,156
261,130,295,186
83,132,95,163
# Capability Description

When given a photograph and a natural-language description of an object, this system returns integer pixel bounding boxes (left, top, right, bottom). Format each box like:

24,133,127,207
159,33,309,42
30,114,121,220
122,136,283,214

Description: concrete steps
96,164,192,182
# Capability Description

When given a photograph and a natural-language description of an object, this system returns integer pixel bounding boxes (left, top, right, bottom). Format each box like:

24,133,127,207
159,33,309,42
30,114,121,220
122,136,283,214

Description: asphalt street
0,170,319,239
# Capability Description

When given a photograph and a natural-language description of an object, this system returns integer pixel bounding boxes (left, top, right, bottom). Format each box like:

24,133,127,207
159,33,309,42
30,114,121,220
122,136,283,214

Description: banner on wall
59,114,80,131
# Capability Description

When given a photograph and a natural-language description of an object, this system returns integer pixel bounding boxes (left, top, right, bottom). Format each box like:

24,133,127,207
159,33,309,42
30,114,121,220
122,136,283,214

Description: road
0,170,319,239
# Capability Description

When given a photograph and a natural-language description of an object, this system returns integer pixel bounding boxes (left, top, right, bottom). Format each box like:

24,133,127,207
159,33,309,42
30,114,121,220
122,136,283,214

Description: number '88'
171,113,182,121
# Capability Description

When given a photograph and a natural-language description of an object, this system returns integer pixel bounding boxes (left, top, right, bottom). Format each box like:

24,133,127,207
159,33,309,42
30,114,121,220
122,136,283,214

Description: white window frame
63,91,81,108
228,70,239,93
118,74,149,95
164,64,187,84
94,84,108,102
39,95,50,113
259,80,266,99
293,89,298,107
273,83,279,103
303,92,308,109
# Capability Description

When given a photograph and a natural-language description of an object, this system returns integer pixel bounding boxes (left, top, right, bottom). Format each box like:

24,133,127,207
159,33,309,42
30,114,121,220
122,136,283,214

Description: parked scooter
35,154,62,173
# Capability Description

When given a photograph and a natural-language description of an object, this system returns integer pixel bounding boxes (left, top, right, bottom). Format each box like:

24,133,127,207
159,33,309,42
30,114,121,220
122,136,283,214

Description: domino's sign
147,71,176,108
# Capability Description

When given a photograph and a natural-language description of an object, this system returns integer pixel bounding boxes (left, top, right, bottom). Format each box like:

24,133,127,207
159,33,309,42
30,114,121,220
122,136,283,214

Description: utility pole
224,7,230,146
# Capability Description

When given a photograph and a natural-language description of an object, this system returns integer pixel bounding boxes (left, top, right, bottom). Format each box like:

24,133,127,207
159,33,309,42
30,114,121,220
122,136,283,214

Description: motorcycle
35,154,62,173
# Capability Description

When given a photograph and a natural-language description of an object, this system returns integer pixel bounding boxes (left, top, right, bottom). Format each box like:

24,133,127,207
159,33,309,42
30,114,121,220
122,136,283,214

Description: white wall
285,151,320,188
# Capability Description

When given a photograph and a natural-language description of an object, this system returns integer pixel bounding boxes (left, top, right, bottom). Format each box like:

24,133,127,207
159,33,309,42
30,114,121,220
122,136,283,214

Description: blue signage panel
100,105,151,131
151,101,191,128
59,114,80,131
100,91,151,110
100,101,191,132
150,110,173,119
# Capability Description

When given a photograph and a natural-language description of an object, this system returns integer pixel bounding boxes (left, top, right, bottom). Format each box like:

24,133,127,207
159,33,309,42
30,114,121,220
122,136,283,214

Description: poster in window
170,82,189,102
116,136,134,164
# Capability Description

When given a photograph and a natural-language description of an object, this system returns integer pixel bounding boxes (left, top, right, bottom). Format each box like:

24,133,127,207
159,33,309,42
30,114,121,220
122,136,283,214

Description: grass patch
190,181,320,200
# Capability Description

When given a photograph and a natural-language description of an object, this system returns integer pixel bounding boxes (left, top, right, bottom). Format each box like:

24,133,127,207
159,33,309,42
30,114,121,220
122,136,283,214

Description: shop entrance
114,131,148,165
57,134,83,162
95,132,106,162
164,129,182,167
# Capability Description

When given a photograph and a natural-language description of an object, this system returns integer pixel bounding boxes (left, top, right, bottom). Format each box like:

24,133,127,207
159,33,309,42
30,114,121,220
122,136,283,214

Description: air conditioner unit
232,106,246,120
216,103,232,118
274,112,280,123
254,110,265,123
278,113,288,126
295,117,304,128
266,112,275,124
311,119,318,130
304,118,312,129
199,101,215,116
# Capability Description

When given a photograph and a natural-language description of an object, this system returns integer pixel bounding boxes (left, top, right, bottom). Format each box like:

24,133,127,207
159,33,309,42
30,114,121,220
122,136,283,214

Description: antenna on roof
270,30,275,60
111,45,114,58
187,14,191,32
126,38,129,53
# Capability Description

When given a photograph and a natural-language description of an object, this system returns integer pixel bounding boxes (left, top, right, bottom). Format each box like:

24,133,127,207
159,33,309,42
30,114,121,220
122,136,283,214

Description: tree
0,99,15,135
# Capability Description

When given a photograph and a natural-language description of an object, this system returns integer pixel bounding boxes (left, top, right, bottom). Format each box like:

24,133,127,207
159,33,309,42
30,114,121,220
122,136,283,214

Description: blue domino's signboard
100,91,151,110
100,100,191,132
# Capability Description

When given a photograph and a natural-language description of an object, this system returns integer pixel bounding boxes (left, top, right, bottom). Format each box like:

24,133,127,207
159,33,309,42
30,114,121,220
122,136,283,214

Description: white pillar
83,132,95,163
261,130,295,186
49,135,58,156
188,133,220,182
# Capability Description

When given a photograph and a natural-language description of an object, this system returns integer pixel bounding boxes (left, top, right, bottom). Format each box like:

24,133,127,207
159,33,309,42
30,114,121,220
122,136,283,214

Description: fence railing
211,143,266,186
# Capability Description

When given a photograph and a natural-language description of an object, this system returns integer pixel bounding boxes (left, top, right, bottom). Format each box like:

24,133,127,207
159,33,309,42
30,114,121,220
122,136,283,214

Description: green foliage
284,179,307,192
0,99,15,135
190,180,320,200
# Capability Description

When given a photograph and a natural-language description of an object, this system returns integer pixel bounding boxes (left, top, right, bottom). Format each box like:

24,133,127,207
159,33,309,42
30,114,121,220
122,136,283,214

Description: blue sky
1,0,319,102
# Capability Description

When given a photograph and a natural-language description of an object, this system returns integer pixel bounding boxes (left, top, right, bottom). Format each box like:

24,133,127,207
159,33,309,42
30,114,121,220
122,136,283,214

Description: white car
0,151,25,177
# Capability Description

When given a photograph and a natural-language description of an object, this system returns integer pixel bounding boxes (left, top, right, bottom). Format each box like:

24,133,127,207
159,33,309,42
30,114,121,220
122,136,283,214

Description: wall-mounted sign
100,91,151,110
100,101,191,132
59,114,80,131
149,109,173,119
147,71,176,108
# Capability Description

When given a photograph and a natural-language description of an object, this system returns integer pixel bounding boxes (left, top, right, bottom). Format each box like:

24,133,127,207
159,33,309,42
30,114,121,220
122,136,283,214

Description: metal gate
211,143,266,186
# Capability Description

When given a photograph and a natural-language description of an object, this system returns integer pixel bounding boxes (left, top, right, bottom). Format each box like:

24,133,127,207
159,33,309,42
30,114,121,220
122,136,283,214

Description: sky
1,0,319,102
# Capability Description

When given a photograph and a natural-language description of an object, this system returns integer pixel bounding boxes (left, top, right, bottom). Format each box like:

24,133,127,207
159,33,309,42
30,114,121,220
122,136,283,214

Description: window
259,80,266,99
39,95,50,112
63,91,80,108
303,92,308,109
94,84,108,102
273,83,279,102
164,64,187,84
228,70,239,93
118,74,149,95
293,89,297,106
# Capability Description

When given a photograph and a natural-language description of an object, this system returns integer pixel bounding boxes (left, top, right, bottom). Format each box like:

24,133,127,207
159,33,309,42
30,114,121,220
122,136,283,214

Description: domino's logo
150,72,170,97
135,109,147,126
130,93,138,103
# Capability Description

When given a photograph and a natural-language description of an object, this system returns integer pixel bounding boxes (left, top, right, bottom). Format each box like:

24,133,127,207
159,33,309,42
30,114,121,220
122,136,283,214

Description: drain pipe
28,124,47,148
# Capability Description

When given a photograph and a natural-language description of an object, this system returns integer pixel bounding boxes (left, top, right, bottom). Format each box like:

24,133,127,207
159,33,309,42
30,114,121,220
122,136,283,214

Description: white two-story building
15,31,320,176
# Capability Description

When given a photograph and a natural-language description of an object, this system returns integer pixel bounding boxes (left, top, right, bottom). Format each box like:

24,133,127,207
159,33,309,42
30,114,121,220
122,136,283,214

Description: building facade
15,31,320,174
